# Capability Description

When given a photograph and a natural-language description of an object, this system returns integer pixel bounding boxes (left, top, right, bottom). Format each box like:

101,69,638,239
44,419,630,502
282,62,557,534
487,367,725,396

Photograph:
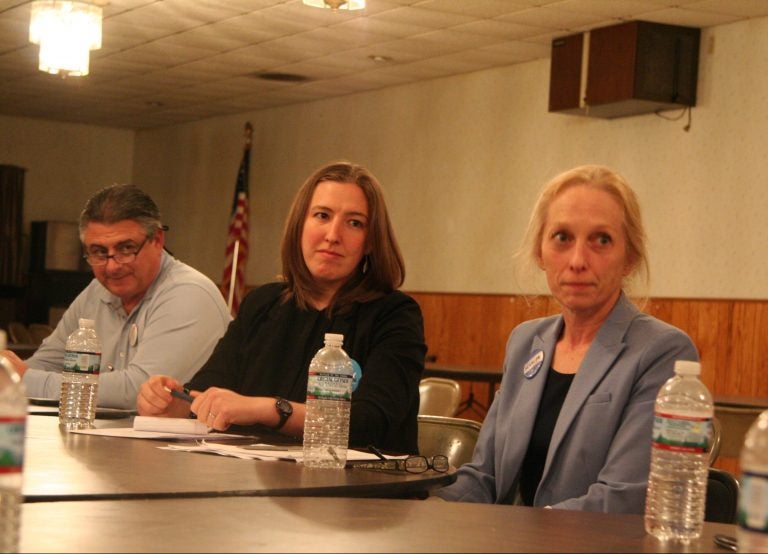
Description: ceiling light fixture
302,0,365,10
29,1,103,77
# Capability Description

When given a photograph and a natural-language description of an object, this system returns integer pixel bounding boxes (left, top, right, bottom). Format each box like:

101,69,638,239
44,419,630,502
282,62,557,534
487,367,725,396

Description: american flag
220,122,252,315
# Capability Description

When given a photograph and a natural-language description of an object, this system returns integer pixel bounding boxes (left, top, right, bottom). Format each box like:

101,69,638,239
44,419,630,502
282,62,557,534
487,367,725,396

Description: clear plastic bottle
737,409,768,552
302,333,354,469
59,318,101,429
0,330,27,554
645,360,713,542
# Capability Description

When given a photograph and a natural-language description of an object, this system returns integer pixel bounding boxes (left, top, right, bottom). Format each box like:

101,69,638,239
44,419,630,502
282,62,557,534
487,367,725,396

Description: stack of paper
70,417,242,440
159,441,402,462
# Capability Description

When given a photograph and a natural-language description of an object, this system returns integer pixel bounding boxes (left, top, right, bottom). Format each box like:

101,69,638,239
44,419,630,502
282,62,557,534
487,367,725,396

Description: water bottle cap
674,360,701,376
324,333,344,346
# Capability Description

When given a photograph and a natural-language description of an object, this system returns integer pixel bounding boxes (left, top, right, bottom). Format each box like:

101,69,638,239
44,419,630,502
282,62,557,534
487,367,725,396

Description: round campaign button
351,359,362,391
523,350,545,379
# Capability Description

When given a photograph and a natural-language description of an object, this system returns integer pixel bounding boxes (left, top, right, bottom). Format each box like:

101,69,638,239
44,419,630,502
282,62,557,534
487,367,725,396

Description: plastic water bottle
0,330,27,554
59,318,101,429
737,409,768,552
303,333,354,469
645,360,713,542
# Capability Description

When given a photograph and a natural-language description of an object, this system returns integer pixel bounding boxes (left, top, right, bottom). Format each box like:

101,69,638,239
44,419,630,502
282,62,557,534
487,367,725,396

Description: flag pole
227,240,240,313
221,121,252,315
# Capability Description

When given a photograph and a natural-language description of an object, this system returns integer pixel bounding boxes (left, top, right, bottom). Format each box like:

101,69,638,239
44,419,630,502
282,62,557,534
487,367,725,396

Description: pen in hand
163,386,193,404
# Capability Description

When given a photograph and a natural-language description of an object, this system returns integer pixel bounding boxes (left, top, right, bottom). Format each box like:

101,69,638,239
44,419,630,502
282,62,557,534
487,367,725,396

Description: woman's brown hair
280,161,405,313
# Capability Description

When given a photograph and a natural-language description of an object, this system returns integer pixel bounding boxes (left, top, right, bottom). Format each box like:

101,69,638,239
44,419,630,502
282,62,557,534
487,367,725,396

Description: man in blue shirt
2,184,231,409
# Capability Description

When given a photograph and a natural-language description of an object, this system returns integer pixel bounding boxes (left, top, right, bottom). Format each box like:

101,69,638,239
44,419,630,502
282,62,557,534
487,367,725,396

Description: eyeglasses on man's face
83,238,149,266
350,455,450,474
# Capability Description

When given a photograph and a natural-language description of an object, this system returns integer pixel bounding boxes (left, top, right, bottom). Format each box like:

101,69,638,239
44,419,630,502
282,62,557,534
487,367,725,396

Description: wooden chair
418,377,462,417
28,323,55,345
417,414,482,469
714,405,764,460
7,321,33,345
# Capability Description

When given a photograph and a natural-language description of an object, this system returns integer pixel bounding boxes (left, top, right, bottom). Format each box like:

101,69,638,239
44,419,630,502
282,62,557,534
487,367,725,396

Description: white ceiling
1,0,767,129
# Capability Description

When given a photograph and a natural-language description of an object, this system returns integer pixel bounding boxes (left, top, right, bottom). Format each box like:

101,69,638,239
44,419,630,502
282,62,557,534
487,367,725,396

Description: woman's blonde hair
517,164,650,296
280,161,405,313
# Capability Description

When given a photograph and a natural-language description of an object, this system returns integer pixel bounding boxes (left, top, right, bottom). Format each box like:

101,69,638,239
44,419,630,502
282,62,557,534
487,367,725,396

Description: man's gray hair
79,184,162,240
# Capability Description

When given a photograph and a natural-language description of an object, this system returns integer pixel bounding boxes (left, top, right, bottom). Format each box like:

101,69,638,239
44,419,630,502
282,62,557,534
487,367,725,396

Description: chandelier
302,0,365,10
29,1,103,77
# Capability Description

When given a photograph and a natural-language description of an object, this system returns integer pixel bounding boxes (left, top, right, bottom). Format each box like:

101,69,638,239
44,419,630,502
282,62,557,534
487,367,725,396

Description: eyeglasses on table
350,454,450,474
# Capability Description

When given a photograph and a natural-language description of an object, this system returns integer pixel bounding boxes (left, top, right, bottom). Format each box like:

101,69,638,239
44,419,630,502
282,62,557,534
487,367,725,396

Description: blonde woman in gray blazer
436,165,698,513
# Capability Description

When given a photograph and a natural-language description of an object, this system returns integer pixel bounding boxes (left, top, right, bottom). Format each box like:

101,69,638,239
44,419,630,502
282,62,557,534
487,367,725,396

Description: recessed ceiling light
253,71,310,83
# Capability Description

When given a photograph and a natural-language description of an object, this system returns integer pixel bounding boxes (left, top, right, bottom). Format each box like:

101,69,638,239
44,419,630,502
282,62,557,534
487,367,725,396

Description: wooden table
22,415,453,502
423,362,504,414
19,496,737,553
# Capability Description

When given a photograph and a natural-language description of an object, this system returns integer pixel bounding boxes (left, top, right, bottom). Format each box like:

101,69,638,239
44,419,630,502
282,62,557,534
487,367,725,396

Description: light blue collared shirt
22,252,231,409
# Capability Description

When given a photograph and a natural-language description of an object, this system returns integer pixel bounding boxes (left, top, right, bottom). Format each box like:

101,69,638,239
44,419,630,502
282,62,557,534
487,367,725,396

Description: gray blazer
436,293,699,513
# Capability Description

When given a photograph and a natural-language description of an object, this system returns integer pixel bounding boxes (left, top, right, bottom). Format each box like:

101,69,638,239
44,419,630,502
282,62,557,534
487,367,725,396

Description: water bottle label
651,412,711,453
64,350,101,375
739,472,768,534
306,372,352,401
0,417,25,473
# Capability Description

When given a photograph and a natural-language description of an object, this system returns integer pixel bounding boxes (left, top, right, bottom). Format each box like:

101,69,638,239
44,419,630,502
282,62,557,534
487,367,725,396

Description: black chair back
705,467,739,523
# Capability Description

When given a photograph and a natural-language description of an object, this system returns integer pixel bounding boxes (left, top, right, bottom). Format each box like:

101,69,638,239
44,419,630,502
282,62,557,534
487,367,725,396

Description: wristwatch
273,397,293,430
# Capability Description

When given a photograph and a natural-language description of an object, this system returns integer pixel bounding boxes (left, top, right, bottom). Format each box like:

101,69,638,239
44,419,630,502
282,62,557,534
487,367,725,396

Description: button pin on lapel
523,349,545,379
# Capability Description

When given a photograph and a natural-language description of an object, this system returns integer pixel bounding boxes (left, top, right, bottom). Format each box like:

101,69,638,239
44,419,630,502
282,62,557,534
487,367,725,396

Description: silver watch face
277,398,292,416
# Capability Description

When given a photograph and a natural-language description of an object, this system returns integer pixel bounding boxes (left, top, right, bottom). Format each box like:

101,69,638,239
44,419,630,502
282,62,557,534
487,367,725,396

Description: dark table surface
19,495,738,553
22,414,453,502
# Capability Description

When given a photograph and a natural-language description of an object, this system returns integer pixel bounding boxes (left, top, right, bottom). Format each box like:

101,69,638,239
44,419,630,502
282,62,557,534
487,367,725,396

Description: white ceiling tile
496,6,607,31
686,0,768,18
413,0,533,19
639,7,740,27
450,19,555,41
101,20,179,44
0,0,765,128
370,6,477,28
189,47,288,72
553,0,667,19
154,27,253,52
411,28,509,51
329,14,433,37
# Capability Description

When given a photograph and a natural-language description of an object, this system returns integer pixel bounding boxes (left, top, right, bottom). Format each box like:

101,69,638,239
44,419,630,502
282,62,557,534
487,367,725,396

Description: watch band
273,396,292,431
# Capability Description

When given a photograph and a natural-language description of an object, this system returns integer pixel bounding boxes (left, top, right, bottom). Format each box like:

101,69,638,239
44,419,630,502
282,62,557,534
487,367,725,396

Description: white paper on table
133,416,209,434
158,441,407,462
69,417,243,440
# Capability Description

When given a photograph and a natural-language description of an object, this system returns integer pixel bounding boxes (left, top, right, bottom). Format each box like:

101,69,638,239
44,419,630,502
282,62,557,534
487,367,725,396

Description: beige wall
0,116,134,228
3,16,767,299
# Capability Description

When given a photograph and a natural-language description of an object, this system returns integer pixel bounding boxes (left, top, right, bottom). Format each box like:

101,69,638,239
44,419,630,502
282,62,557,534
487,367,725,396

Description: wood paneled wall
407,291,768,474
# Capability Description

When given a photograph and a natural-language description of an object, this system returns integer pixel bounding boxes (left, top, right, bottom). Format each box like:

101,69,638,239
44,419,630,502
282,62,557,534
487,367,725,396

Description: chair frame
417,414,482,469
705,467,739,524
418,377,462,417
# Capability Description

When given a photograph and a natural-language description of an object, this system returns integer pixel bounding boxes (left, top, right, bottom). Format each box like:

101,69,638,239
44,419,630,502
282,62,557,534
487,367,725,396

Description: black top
519,366,575,505
188,282,427,454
